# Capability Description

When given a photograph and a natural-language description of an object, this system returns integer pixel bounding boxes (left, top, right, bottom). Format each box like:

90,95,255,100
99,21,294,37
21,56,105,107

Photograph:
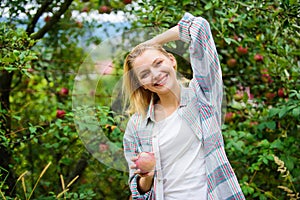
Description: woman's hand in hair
143,25,180,46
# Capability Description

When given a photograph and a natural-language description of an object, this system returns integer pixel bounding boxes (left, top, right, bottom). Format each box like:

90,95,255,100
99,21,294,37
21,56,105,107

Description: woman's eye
156,60,163,66
140,72,149,79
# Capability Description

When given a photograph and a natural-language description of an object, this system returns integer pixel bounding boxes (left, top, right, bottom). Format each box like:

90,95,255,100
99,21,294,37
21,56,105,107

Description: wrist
148,25,179,46
137,174,154,194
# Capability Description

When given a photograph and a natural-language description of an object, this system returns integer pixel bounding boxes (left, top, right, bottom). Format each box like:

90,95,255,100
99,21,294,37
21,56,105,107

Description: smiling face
132,49,178,95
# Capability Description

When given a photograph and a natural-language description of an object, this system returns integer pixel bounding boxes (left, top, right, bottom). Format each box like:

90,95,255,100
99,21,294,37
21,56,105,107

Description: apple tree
0,0,132,199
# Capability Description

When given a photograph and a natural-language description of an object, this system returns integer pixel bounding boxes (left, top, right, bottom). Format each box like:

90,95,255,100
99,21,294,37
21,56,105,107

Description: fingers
134,169,155,178
130,163,137,169
130,156,138,162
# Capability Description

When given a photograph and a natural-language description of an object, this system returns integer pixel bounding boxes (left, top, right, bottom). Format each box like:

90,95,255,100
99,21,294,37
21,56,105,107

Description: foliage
0,0,299,200
0,23,37,74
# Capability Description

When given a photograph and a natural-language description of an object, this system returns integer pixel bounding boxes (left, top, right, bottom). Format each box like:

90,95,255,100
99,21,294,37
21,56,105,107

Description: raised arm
144,25,180,46
178,12,223,125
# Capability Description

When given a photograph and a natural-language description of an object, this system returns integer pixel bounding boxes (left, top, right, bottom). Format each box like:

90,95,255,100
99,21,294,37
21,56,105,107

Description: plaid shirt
123,12,245,200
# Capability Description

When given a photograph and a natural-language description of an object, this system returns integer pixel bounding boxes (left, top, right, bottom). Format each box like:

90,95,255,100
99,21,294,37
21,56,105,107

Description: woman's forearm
148,25,180,45
137,175,154,194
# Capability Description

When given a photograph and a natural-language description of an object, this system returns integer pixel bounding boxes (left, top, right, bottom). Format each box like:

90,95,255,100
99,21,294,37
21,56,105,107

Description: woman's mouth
154,75,168,87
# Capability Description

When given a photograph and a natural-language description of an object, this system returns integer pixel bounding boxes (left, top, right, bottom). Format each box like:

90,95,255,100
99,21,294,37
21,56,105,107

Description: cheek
140,79,152,87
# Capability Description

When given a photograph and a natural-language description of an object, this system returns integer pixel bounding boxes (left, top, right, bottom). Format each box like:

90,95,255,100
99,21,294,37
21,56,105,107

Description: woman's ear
168,53,177,69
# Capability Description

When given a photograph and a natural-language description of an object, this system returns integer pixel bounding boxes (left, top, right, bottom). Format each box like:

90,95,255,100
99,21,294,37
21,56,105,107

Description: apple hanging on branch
236,46,248,55
59,87,69,96
277,88,287,98
98,5,112,14
81,6,90,13
123,0,132,4
254,54,264,62
227,58,237,68
44,16,51,22
56,109,66,119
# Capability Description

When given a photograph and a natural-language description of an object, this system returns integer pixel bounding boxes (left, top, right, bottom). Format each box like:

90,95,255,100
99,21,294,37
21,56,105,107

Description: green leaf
12,115,21,121
60,157,72,165
260,139,270,148
224,37,239,45
270,139,284,150
268,108,280,117
262,157,268,165
204,2,213,10
29,126,37,134
278,106,288,118
265,121,276,130
292,107,300,117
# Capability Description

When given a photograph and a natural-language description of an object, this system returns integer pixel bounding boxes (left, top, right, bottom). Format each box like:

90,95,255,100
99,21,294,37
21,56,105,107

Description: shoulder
125,113,146,131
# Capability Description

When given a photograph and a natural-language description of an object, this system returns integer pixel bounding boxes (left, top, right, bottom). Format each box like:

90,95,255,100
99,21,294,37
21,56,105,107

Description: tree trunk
66,152,89,185
0,70,15,195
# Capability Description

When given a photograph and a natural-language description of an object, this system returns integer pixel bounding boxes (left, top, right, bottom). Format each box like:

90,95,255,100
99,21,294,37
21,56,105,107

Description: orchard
0,0,299,199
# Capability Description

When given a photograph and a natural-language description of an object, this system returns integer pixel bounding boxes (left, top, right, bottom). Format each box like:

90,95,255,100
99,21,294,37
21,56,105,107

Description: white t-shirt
155,110,207,200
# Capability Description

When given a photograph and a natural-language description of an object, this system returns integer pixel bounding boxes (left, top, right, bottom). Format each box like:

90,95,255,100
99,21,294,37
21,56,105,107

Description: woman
123,12,245,200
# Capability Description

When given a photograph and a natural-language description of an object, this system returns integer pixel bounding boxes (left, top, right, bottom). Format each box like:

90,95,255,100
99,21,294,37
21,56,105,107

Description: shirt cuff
130,175,152,199
178,12,195,43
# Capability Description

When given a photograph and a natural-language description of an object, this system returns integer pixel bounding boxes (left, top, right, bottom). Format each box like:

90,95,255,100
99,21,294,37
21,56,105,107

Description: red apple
265,92,276,100
76,21,83,28
278,88,286,98
123,0,132,4
254,54,264,62
249,121,258,127
227,58,237,68
135,152,155,174
225,112,235,123
59,87,69,96
44,16,51,22
233,93,244,101
237,46,248,55
56,110,66,118
81,6,90,13
98,5,111,14
261,73,273,83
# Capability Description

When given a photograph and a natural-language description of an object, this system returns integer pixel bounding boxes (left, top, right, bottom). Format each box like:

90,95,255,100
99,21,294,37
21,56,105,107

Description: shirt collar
144,85,190,125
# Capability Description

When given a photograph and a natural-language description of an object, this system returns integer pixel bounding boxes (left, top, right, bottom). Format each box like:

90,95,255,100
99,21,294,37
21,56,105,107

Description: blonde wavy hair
122,43,177,117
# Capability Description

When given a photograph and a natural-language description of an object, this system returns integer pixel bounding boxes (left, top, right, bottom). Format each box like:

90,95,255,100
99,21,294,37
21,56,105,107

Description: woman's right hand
131,155,155,193
130,154,155,178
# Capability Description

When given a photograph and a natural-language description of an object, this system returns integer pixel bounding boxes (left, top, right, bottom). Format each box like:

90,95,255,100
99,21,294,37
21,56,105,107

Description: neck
157,83,180,109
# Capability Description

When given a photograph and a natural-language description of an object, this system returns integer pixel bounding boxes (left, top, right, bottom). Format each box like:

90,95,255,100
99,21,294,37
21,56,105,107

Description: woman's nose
150,68,161,80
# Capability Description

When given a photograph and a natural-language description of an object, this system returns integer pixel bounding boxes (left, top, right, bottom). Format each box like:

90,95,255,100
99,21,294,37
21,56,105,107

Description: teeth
155,75,167,86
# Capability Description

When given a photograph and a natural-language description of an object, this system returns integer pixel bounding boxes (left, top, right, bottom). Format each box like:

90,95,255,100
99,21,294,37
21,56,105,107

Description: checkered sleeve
178,12,223,126
178,13,245,200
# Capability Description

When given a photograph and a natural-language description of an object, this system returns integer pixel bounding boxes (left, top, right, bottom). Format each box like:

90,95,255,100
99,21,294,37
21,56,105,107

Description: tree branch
30,0,73,40
66,152,89,184
26,0,53,35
